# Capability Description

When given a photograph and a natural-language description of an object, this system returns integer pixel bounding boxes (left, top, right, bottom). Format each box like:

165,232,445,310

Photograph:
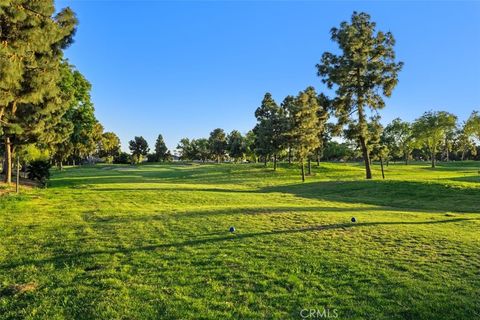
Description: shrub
27,160,52,187
146,153,158,162
104,156,114,164
114,152,130,164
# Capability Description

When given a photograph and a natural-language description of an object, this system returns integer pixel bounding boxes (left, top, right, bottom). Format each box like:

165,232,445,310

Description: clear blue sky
57,0,480,152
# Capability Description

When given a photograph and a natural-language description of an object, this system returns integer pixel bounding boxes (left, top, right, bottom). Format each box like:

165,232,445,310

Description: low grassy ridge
0,161,479,319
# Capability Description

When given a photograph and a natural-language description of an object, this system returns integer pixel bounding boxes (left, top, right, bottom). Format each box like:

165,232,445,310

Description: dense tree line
170,12,479,181
0,1,120,187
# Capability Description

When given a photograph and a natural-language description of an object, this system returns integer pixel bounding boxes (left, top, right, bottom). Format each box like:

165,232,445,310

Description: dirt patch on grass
0,283,38,296
0,175,40,196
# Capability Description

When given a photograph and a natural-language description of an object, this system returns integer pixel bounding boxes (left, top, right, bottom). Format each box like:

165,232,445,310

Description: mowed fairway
0,162,479,319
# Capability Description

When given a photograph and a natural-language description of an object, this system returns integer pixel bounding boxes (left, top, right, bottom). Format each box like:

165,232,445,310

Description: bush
27,160,51,187
147,153,159,162
114,152,130,164
104,156,114,164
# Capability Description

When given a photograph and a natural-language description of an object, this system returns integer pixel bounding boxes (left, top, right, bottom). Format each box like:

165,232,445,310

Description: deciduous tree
99,132,121,163
413,111,457,168
383,118,415,164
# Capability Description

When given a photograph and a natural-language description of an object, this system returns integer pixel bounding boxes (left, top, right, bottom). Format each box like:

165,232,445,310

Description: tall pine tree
0,1,77,182
288,87,321,182
154,134,168,162
317,12,403,179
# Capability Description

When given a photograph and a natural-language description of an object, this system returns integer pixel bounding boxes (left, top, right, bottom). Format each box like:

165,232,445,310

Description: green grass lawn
0,161,479,319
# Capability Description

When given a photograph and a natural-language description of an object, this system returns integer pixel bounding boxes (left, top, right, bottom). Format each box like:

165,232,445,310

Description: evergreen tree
367,117,388,178
455,111,479,160
288,87,321,182
1,1,77,182
317,12,403,179
154,134,168,162
176,138,192,160
314,93,330,165
208,128,227,163
280,95,296,165
194,138,210,162
129,136,149,164
227,130,246,162
244,130,258,163
254,93,286,170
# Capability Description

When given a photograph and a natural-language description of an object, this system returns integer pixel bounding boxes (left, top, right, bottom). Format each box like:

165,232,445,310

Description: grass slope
0,162,479,319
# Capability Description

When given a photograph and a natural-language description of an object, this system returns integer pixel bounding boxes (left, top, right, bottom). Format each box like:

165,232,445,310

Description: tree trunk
445,137,449,162
380,157,385,180
217,155,220,164
273,154,277,171
16,157,20,193
461,149,466,161
307,159,311,175
4,137,12,184
359,135,372,179
431,150,436,168
405,152,409,165
301,159,305,182
264,157,267,167
288,148,291,164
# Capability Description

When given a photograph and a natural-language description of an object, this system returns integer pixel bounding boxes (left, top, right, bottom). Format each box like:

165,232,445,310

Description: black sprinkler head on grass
351,217,356,223
229,226,235,233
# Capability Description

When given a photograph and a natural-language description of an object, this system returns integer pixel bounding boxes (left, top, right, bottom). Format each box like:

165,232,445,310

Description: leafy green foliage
383,118,416,164
322,141,354,161
114,152,130,164
99,132,121,163
413,111,457,167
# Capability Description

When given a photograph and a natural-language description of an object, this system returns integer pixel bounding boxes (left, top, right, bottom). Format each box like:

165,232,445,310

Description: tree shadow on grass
1,217,477,272
261,180,480,213
50,164,279,188
81,205,454,226
449,176,480,183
